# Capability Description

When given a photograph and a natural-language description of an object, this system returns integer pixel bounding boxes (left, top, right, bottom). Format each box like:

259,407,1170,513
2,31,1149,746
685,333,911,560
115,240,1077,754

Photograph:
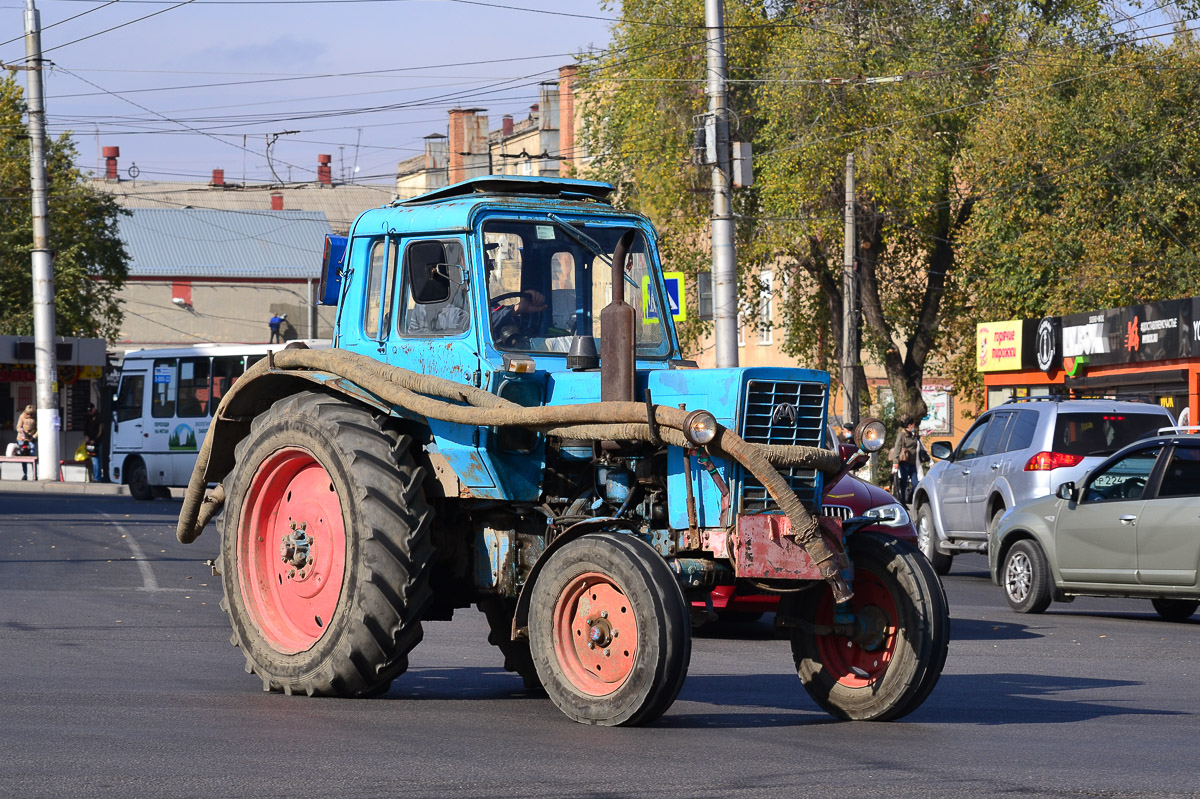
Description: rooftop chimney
317,153,333,185
102,146,120,181
502,115,514,137
559,65,578,173
210,168,225,187
270,192,284,211
448,108,490,183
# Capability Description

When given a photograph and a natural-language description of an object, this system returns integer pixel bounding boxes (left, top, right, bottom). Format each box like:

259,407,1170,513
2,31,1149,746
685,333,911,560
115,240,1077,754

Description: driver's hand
516,289,547,314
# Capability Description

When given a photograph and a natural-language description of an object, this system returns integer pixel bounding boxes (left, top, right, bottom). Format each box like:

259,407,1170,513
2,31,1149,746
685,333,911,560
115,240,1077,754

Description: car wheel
916,504,952,576
1002,539,1052,614
1151,598,1199,622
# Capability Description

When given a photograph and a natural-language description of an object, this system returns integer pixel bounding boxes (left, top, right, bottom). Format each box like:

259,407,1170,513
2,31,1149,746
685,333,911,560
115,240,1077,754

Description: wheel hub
853,605,888,651
280,523,316,580
553,573,639,696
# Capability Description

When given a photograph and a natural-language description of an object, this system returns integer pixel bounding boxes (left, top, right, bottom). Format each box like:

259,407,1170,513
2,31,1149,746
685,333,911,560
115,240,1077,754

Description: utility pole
706,0,738,368
842,153,858,428
25,0,60,480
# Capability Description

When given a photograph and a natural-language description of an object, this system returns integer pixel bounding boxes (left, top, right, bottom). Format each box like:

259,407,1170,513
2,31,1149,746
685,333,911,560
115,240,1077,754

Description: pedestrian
890,417,926,504
16,404,37,479
84,403,108,482
268,313,286,343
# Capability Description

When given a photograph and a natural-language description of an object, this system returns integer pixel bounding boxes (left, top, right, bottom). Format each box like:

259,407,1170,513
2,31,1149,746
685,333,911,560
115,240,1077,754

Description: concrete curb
0,480,186,498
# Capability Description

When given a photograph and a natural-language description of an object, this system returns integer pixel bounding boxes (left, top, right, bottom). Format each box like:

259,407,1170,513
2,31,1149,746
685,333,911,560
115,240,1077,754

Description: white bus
110,342,329,499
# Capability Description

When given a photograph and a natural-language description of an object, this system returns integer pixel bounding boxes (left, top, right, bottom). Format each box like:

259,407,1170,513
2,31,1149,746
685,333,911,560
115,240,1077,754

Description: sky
0,0,612,185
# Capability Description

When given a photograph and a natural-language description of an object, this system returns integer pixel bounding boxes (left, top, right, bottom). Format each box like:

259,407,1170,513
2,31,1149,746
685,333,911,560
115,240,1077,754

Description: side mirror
1056,481,1077,501
409,241,451,304
318,234,347,306
930,441,953,460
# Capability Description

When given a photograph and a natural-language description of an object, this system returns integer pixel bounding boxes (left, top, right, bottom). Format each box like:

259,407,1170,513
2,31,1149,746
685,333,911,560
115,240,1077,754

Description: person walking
890,418,924,504
268,313,286,343
16,404,37,479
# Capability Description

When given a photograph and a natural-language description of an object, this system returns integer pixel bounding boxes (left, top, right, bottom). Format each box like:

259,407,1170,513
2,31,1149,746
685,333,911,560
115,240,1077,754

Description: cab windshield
482,219,670,357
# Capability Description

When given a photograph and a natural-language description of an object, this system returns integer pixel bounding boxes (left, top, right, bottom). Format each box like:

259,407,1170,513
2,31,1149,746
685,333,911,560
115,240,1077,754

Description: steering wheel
490,291,545,347
1119,477,1147,499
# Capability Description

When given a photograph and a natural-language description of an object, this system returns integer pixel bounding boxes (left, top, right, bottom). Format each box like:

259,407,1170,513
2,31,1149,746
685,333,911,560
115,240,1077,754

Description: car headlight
862,502,911,528
682,409,718,446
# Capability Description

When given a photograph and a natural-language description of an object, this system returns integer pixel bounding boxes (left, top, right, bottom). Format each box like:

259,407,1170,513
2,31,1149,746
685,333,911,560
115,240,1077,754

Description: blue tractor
176,176,948,725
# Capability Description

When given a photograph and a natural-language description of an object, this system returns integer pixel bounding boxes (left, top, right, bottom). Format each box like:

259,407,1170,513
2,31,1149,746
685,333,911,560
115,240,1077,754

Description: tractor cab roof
397,175,615,207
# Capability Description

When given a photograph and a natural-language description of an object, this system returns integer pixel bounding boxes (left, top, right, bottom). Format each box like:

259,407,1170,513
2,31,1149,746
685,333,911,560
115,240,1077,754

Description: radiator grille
739,380,827,512
822,505,852,520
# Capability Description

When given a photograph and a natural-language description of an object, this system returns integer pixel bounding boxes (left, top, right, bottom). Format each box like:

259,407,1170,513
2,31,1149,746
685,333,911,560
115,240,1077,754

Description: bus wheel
220,391,434,697
126,458,153,501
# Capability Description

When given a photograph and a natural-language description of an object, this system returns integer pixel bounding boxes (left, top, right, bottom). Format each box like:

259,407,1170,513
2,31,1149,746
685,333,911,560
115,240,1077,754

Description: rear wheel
529,533,690,726
220,391,433,697
1002,539,1052,614
1151,598,1199,622
786,532,949,722
478,597,541,690
916,504,952,576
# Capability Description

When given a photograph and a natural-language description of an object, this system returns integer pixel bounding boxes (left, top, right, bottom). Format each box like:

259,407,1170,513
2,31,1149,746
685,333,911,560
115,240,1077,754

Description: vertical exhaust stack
600,230,637,403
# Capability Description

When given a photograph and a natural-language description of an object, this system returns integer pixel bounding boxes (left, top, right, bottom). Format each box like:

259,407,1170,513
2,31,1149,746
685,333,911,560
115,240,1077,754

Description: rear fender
202,368,428,484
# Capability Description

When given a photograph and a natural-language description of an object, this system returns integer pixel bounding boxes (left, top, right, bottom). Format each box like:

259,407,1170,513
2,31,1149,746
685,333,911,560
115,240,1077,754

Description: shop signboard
976,320,1024,372
1060,298,1196,366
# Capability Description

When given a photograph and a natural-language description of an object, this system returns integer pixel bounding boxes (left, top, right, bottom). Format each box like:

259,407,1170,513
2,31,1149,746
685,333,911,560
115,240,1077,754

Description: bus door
112,368,147,455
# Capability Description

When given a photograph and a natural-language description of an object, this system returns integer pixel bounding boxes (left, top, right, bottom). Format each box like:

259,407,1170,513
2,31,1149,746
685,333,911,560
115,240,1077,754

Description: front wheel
916,504,952,576
528,533,690,726
220,392,433,697
1002,539,1052,614
785,531,949,721
126,459,153,501
1151,598,1198,622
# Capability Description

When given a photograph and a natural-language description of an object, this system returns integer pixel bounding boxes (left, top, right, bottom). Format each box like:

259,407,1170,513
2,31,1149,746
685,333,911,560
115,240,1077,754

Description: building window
697,271,713,320
757,270,773,345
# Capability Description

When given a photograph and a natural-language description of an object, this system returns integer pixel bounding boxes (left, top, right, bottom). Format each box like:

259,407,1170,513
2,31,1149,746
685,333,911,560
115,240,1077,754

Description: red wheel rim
237,447,346,654
814,570,898,688
552,571,639,696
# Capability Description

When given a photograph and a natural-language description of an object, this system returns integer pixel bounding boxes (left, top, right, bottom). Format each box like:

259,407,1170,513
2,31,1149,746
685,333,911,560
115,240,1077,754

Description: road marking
99,511,159,592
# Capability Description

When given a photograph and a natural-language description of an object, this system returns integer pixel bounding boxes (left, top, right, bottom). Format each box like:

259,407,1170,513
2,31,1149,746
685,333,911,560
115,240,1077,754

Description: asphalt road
1,490,1197,798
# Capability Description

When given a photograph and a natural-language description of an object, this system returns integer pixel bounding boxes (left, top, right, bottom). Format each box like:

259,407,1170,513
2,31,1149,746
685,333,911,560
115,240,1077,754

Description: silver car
913,399,1174,575
989,430,1200,621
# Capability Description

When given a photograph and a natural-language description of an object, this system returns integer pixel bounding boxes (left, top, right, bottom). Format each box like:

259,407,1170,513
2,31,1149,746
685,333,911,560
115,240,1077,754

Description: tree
946,35,1200,402
0,75,129,340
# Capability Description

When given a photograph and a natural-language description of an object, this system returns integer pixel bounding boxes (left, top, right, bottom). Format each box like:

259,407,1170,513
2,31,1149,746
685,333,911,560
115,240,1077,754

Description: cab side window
363,238,398,340
980,411,1013,456
151,359,177,418
956,416,992,460
400,239,469,336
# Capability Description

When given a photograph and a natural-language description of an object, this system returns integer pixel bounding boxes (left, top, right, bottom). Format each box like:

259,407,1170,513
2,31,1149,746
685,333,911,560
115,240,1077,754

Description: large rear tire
478,597,542,690
786,532,949,721
220,391,433,697
529,533,690,726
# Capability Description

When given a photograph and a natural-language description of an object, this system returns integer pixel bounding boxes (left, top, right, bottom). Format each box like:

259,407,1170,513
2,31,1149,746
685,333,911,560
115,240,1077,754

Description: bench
0,455,37,480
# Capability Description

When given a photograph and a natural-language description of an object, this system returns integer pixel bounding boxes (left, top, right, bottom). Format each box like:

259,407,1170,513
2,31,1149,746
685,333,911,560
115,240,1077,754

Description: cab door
940,415,992,533
1136,445,1200,588
964,410,1015,533
112,369,147,454
384,236,498,494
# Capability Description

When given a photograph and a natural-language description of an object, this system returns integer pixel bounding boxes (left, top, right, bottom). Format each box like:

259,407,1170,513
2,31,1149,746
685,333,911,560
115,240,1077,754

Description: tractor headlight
683,409,718,446
854,417,887,453
862,502,911,528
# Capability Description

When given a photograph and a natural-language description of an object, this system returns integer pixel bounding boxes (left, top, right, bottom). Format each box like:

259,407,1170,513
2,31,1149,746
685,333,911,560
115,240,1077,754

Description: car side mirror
409,241,451,304
1056,481,1077,501
930,441,953,461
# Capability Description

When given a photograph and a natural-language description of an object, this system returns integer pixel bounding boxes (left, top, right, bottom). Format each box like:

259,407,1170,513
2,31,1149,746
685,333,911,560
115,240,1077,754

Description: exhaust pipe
600,230,637,403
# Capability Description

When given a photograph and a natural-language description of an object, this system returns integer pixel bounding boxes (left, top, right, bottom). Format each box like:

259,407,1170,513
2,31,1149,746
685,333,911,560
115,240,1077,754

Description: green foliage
947,35,1200,406
0,75,129,340
580,1,1200,425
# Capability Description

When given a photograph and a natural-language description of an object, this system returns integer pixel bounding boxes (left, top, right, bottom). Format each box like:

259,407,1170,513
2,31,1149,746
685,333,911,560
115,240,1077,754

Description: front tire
126,458,153,501
1151,598,1198,622
916,504,952,576
785,532,950,722
529,533,690,726
1002,539,1052,614
220,391,433,697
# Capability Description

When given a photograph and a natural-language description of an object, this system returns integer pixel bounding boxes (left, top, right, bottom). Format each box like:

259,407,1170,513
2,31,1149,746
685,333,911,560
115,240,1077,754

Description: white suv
912,398,1174,575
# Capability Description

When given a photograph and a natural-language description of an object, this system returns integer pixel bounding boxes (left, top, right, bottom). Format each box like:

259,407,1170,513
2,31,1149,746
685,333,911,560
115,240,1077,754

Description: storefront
1,336,111,455
977,297,1199,427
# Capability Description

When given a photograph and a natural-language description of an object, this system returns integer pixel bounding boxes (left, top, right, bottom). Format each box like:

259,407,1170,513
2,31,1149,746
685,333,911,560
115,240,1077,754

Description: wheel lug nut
612,630,619,638
600,611,608,619
588,642,595,650
586,618,594,626
603,649,610,657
